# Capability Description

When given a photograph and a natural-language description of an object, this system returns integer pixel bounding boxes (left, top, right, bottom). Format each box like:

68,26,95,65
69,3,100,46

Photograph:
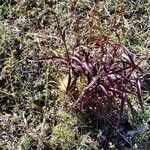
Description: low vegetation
0,0,149,149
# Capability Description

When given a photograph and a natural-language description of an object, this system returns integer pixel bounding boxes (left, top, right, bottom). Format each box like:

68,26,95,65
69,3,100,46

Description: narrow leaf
136,79,144,112
99,85,108,96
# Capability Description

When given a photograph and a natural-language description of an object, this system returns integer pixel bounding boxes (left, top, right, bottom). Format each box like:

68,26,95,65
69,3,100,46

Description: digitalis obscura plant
38,36,144,124
28,3,145,124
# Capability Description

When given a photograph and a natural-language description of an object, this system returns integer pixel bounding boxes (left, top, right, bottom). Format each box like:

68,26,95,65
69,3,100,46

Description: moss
51,124,76,149
19,134,37,150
